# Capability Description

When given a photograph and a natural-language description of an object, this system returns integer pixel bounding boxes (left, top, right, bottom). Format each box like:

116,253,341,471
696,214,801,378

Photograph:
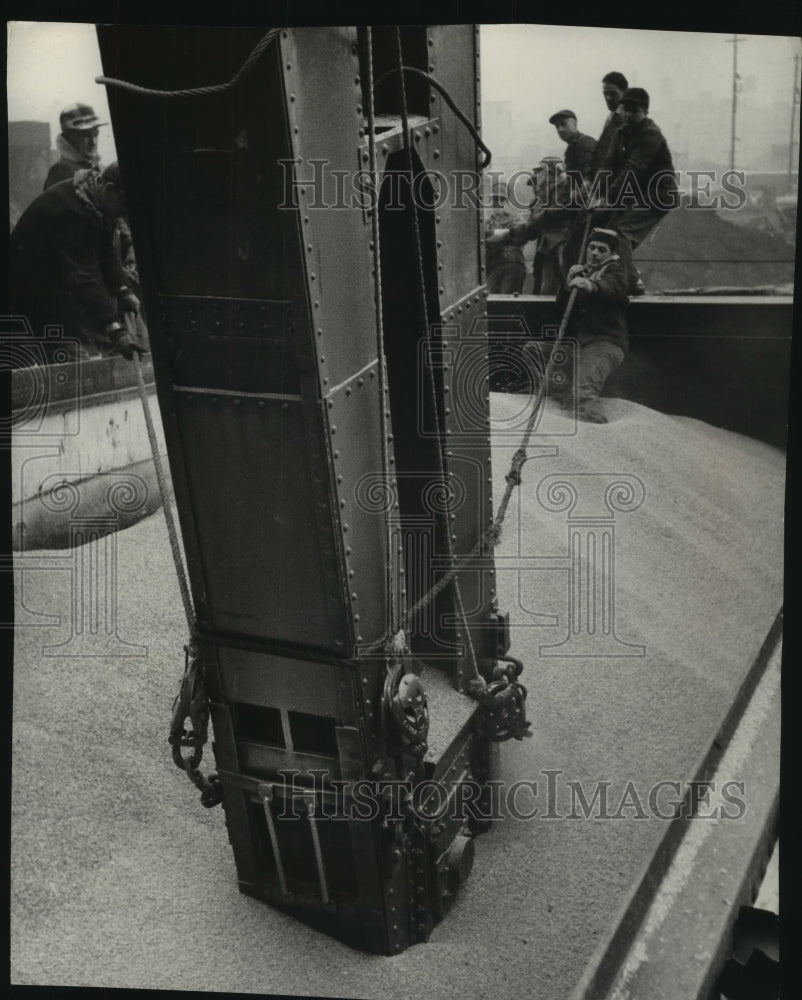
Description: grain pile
488,391,784,792
490,393,785,659
633,203,796,292
491,393,785,616
11,394,786,998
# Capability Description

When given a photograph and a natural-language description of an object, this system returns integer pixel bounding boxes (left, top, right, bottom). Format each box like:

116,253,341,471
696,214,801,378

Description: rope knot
505,449,527,487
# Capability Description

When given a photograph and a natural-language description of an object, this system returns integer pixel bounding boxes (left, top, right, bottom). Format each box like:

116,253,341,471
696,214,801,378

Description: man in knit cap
44,103,107,189
523,227,628,423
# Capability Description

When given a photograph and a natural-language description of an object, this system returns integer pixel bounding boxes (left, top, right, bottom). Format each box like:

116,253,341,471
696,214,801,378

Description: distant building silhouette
9,121,53,229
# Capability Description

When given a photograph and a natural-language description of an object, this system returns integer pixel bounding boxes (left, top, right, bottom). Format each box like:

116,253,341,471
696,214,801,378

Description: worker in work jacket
548,109,598,187
590,87,679,294
484,180,526,293
603,100,678,213
44,105,145,349
487,158,574,294
10,163,145,363
523,227,628,424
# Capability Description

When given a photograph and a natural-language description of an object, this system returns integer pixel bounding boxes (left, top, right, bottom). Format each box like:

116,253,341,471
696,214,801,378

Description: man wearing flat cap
523,227,629,423
592,87,679,293
549,110,597,188
44,103,107,189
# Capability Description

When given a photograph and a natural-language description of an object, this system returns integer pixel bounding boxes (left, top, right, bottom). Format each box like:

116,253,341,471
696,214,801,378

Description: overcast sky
481,23,800,127
7,21,117,164
7,20,801,169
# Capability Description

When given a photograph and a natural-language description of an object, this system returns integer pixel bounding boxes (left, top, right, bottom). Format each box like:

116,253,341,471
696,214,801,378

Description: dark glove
116,333,146,361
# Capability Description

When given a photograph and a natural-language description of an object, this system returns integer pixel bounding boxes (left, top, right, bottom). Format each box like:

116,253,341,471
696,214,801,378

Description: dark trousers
532,247,566,295
523,338,625,420
608,206,667,291
488,260,526,294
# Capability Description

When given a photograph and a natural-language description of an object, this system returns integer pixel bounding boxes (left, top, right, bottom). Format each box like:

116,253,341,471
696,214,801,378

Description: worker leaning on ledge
44,103,106,189
10,163,145,363
43,104,147,347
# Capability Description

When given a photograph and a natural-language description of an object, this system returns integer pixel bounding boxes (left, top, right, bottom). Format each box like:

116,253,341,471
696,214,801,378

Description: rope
363,28,403,644
405,214,595,623
95,29,282,99
131,324,222,805
392,28,483,692
131,337,195,633
375,65,492,168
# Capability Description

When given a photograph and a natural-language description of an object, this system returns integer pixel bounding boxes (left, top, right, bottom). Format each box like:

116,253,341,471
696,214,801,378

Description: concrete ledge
12,456,166,552
11,355,169,550
568,611,783,1000
11,355,156,416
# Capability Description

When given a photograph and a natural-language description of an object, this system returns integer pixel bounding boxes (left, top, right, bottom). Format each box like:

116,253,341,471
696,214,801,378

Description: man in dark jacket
484,181,526,293
549,110,597,187
44,105,144,343
486,158,574,294
595,87,679,293
10,163,144,362
560,73,629,281
44,104,106,189
593,71,628,177
523,228,628,423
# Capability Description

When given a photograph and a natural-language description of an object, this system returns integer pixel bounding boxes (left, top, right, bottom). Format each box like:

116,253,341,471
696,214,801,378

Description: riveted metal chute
97,23,529,954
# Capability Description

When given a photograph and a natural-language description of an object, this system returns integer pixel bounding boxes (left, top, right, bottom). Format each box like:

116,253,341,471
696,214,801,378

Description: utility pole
725,36,747,171
789,52,801,189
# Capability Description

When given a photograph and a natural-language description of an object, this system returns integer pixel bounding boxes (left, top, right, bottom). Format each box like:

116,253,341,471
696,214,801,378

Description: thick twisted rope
131,338,194,632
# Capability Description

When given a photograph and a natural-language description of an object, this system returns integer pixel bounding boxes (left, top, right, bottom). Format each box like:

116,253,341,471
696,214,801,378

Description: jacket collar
55,132,99,170
72,167,107,224
585,253,620,275
621,115,652,136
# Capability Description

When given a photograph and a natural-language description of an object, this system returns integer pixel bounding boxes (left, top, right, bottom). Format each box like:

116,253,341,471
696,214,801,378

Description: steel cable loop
364,27,403,649
374,64,492,168
95,28,283,99
392,28,483,694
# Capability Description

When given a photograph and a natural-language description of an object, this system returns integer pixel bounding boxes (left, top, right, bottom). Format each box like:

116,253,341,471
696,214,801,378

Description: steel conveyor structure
96,25,526,953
